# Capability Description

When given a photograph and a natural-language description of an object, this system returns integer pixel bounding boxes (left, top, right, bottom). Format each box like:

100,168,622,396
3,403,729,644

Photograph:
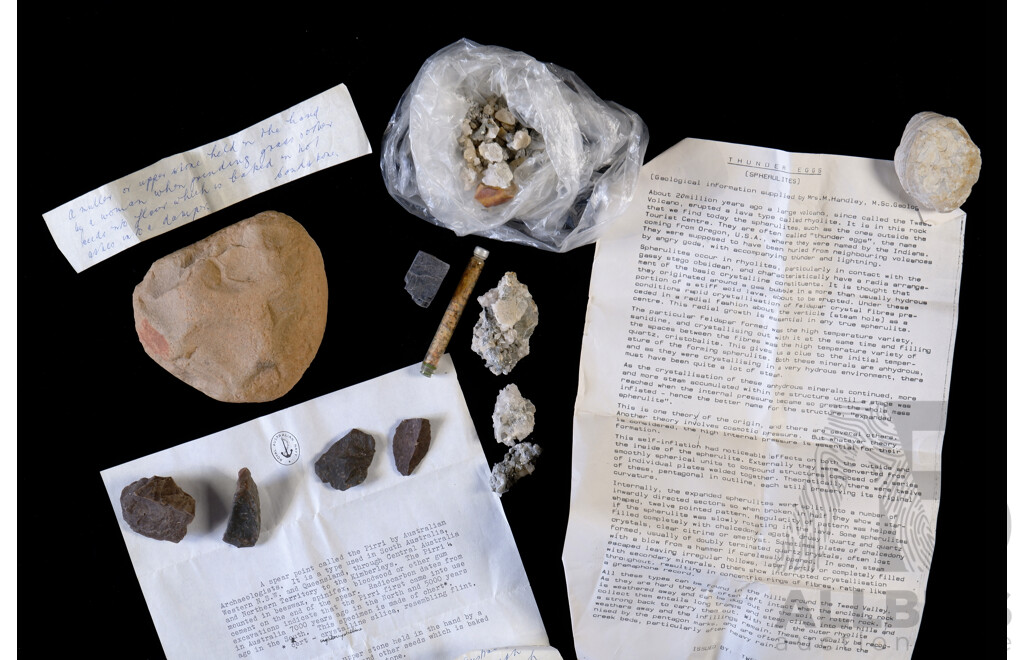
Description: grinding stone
132,210,328,403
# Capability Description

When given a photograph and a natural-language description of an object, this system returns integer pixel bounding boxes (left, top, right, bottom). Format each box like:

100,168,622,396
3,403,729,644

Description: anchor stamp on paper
271,431,301,466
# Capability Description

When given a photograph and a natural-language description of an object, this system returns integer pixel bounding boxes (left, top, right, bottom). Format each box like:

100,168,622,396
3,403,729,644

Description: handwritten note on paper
43,83,372,273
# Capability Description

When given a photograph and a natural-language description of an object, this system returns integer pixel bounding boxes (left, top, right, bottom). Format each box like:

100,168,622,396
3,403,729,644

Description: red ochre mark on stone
139,318,170,358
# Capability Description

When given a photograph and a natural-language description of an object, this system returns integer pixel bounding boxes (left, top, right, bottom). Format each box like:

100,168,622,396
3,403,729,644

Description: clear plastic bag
381,39,648,253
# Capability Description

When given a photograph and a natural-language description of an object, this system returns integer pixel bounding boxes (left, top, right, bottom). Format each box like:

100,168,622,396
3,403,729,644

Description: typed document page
101,356,548,660
564,138,964,659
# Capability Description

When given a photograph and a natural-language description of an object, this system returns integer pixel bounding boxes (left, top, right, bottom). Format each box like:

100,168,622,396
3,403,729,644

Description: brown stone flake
393,418,431,476
120,476,196,543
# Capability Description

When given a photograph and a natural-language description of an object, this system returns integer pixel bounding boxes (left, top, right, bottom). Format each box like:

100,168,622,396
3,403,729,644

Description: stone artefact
471,272,538,375
393,418,431,476
223,468,262,544
222,468,260,548
492,384,536,447
120,476,196,542
404,251,450,307
894,112,981,213
490,442,542,496
132,210,328,403
315,430,377,490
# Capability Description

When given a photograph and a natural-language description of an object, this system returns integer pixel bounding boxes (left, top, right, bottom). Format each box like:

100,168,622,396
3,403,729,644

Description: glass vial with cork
421,246,489,376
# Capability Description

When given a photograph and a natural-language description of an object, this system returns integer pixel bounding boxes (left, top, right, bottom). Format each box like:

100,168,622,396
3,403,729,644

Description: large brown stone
132,211,328,403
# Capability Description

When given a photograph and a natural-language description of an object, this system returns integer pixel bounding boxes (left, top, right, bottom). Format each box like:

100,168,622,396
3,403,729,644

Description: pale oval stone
894,112,981,212
133,211,328,403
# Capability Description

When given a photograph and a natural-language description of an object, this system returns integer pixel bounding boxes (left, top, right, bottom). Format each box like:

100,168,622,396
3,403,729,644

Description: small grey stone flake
492,383,536,447
120,476,196,543
315,430,377,491
490,442,542,496
404,251,450,307
393,418,431,476
223,468,261,548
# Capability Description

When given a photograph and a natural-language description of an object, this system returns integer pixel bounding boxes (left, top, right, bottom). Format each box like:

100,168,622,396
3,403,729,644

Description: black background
22,8,1000,659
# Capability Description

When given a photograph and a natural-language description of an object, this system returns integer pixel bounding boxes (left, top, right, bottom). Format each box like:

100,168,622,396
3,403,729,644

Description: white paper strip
43,83,371,272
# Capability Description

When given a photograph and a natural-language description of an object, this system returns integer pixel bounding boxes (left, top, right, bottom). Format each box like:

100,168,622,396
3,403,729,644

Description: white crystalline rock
490,442,542,496
471,272,538,375
508,129,531,151
478,141,506,163
894,111,981,213
481,161,514,188
492,383,536,447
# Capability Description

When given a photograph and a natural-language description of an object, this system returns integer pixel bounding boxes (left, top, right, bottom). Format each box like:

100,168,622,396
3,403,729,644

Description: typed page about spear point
565,138,962,659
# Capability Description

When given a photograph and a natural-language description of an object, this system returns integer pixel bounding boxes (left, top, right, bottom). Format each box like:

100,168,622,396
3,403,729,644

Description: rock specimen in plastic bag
457,95,539,206
490,442,542,496
120,476,196,542
471,272,538,375
381,39,649,253
894,112,981,212
492,383,536,447
223,468,261,548
315,429,377,490
393,418,431,476
132,210,328,403
404,251,450,307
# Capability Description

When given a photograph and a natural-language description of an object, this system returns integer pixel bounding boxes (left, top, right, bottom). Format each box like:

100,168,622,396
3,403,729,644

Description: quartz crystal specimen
315,429,377,490
894,112,981,213
223,468,261,548
132,210,328,403
393,418,431,476
120,476,196,543
404,251,450,307
492,383,536,447
471,272,538,375
490,442,542,496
